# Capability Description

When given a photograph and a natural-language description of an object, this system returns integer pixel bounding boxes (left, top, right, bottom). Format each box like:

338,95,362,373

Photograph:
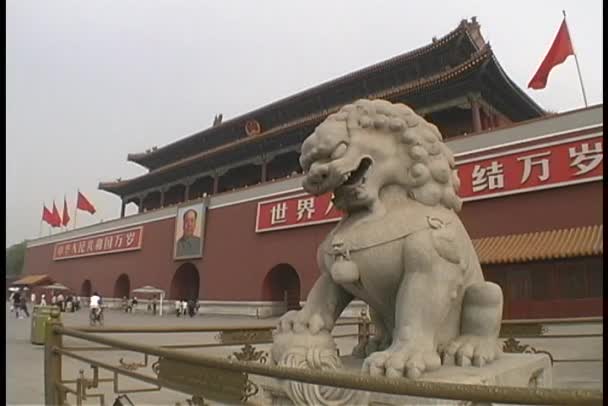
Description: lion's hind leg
441,281,503,367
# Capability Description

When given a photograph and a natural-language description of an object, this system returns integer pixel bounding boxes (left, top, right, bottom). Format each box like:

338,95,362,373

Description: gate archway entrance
170,263,200,300
262,264,301,311
113,274,130,298
81,280,92,297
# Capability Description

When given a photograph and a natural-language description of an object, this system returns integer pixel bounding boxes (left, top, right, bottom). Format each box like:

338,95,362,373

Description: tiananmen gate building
21,18,603,319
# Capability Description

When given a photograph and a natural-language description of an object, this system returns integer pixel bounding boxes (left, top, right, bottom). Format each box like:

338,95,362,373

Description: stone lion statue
271,99,503,389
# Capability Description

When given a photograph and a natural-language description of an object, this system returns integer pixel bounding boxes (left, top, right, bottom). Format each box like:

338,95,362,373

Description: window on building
531,263,553,300
508,268,531,301
585,257,603,297
558,267,588,299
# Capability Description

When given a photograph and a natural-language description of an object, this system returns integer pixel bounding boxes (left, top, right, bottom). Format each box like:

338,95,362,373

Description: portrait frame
173,201,206,260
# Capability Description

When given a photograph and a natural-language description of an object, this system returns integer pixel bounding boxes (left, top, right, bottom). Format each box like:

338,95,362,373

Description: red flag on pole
62,196,71,227
528,19,574,90
77,191,97,214
42,204,55,226
52,201,62,227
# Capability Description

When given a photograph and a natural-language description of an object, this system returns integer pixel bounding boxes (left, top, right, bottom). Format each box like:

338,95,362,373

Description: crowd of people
121,296,139,313
8,288,84,319
9,289,30,319
9,288,201,319
175,298,199,317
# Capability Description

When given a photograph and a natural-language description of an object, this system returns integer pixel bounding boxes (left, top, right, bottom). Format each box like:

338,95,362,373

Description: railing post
44,308,64,405
358,308,370,349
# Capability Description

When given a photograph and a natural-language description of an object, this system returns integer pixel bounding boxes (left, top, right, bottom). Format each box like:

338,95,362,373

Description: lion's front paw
362,344,441,379
277,309,328,335
440,335,502,367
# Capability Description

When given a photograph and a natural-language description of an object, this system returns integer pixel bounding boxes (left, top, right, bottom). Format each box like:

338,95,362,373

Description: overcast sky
6,0,603,247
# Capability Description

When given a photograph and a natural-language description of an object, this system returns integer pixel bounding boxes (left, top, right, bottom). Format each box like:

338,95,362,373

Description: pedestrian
30,292,36,305
51,295,57,306
175,300,181,317
180,300,187,317
40,294,47,306
131,296,138,313
19,293,30,318
187,299,196,318
9,292,15,312
152,296,158,315
57,293,65,312
12,290,21,319
66,296,73,312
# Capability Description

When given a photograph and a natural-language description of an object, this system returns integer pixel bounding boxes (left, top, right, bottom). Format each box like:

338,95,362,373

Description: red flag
528,19,574,90
42,204,55,226
51,201,62,227
77,191,96,214
62,197,71,227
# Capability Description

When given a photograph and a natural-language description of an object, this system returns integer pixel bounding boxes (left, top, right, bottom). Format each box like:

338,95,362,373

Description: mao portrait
174,202,206,260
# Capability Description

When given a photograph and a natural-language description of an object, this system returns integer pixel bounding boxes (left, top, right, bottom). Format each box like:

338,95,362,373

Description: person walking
187,299,196,318
40,294,47,306
57,293,65,312
152,296,158,315
18,292,30,318
131,297,138,313
175,300,181,317
12,290,21,319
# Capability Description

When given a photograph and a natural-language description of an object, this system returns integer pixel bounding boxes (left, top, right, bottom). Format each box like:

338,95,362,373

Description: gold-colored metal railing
355,313,603,365
43,311,603,406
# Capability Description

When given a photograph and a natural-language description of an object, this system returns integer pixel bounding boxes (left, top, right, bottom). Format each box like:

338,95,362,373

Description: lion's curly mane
323,99,462,212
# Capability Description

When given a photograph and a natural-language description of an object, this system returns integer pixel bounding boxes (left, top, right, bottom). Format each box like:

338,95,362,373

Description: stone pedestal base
251,353,552,405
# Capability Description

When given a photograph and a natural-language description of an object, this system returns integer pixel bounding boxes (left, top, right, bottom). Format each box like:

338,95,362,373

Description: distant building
22,19,602,319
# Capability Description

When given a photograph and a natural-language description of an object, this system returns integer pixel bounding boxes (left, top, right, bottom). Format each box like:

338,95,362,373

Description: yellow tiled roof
473,225,603,265
11,274,51,286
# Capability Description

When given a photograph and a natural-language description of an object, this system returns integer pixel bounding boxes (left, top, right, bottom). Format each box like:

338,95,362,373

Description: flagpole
74,190,79,230
563,10,589,107
39,203,43,237
51,198,55,235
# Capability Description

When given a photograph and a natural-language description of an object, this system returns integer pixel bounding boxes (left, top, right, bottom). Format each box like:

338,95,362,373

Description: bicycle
89,306,104,326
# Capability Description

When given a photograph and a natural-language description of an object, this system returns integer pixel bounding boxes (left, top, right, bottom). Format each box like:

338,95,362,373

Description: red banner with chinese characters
457,135,603,201
53,226,144,260
256,192,342,232
255,133,602,233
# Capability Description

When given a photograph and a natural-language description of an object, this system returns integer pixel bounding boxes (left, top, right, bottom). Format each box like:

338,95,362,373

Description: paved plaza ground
6,304,602,405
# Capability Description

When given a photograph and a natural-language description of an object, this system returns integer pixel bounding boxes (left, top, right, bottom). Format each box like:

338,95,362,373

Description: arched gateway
113,274,130,298
81,279,92,297
170,263,200,300
262,264,301,311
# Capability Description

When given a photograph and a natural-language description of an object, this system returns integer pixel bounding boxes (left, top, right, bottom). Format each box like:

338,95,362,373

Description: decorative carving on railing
228,343,268,364
175,395,208,406
118,357,146,371
502,337,554,365
151,359,160,376
216,329,273,344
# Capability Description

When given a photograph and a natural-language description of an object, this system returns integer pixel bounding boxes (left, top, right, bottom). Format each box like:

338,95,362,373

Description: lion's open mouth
339,157,373,189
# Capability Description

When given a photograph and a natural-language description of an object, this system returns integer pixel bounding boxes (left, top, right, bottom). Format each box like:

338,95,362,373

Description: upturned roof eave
485,52,545,117
99,47,498,197
127,19,482,169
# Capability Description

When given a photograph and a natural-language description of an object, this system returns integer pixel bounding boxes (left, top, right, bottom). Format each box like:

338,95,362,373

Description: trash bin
30,305,60,345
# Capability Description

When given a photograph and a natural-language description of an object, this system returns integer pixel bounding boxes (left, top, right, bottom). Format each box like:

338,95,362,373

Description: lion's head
299,99,461,213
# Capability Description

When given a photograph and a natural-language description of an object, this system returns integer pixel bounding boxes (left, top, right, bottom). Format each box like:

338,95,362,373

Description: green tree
6,240,27,276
